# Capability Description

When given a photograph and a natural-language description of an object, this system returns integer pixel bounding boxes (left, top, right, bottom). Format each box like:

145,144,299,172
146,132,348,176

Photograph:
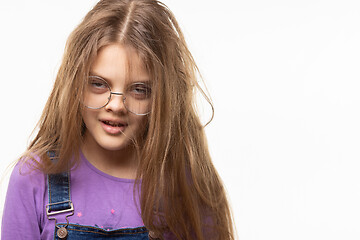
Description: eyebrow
89,72,151,84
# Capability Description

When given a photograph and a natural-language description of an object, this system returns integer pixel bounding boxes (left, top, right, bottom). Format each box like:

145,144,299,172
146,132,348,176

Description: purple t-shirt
1,152,145,239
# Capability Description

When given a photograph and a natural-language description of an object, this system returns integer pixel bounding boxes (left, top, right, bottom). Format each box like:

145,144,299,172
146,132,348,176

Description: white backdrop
1,0,360,239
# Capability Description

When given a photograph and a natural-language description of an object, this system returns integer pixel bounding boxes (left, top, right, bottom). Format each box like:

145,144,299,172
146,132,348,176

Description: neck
81,132,139,179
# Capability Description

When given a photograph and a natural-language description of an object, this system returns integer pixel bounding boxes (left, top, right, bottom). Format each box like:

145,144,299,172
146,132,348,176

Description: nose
104,92,127,113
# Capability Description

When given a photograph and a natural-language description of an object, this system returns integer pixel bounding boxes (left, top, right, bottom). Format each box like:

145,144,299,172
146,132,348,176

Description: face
82,44,150,152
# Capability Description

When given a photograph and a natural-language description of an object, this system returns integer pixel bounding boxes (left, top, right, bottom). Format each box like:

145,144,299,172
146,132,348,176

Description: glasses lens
124,83,152,115
84,76,110,109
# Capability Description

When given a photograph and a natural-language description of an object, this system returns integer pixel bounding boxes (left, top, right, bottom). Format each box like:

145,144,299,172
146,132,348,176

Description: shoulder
2,156,47,238
5,155,48,214
9,156,46,190
5,157,47,212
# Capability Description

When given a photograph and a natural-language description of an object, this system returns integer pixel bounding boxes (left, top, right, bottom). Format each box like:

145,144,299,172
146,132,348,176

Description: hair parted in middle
26,0,234,239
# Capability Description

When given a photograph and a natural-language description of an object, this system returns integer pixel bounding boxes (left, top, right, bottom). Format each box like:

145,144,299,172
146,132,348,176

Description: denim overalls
46,165,152,239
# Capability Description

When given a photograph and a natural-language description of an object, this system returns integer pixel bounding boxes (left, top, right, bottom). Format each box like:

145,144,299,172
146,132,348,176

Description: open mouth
101,120,126,127
100,120,128,134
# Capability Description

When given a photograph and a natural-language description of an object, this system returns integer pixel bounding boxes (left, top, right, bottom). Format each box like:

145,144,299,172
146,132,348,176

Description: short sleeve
1,161,46,240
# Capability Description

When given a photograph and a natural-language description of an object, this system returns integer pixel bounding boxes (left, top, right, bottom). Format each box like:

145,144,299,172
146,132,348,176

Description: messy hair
24,0,234,239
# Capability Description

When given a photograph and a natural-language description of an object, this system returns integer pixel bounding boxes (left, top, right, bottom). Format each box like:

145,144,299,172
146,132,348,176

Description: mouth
101,120,127,127
100,120,128,134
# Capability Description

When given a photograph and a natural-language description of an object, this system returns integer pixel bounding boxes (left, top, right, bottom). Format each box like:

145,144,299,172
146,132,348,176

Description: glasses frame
84,75,151,116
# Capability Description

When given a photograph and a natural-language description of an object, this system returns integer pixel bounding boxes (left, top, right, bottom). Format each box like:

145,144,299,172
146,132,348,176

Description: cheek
81,109,98,129
132,116,149,137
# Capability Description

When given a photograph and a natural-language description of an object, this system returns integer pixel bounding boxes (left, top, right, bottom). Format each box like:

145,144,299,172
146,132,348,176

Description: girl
2,0,234,239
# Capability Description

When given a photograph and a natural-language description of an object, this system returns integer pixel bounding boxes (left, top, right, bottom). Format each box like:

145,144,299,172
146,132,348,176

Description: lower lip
100,121,127,135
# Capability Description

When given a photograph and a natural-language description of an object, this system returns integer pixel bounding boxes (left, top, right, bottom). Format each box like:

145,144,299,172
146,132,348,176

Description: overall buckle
46,200,74,216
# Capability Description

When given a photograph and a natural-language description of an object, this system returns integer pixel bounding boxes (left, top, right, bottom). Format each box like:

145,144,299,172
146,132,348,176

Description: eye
87,76,109,94
127,83,151,99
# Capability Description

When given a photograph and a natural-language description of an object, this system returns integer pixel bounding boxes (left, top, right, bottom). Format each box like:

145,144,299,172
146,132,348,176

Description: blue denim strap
47,151,73,213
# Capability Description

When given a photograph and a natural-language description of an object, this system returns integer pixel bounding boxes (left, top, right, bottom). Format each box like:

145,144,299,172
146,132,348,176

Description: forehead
90,43,149,82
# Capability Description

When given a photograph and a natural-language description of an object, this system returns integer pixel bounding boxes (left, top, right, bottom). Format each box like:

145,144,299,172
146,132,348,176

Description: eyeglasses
83,76,152,115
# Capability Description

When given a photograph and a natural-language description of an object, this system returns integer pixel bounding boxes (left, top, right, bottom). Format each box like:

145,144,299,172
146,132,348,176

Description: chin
99,142,130,151
97,137,135,151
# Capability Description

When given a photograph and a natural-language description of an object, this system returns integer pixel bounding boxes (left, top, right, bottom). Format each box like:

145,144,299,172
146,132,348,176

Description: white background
1,0,360,239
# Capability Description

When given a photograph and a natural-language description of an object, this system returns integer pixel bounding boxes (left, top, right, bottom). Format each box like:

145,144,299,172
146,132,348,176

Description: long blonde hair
24,0,234,239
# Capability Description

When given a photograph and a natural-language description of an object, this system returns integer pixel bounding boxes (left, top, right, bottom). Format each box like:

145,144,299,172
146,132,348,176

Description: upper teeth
104,121,123,127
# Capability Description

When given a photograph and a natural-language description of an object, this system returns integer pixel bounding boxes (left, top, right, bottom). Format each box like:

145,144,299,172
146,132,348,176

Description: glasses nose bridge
110,91,124,97
105,91,128,111
109,91,126,103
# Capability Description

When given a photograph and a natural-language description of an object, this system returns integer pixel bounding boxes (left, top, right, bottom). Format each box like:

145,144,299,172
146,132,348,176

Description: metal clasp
46,200,74,238
46,200,74,216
